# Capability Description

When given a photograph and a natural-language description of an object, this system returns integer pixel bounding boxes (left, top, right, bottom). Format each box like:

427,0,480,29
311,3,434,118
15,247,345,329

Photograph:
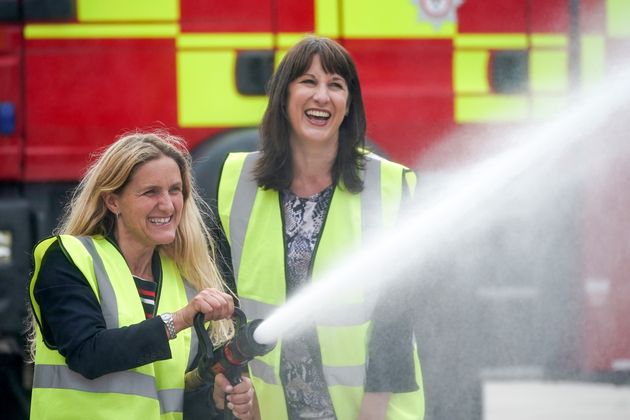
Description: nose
157,191,174,212
313,82,330,104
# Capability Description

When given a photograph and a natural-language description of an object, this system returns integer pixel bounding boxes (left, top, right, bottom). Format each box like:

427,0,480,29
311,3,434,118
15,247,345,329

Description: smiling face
104,155,184,252
287,54,349,149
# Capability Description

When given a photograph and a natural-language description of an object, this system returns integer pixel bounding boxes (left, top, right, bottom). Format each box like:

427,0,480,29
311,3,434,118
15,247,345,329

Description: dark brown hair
255,35,367,192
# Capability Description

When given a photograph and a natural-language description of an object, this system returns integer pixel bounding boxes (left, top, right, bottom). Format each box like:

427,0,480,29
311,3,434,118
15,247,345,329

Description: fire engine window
0,0,19,21
236,51,275,96
490,51,529,94
24,0,74,20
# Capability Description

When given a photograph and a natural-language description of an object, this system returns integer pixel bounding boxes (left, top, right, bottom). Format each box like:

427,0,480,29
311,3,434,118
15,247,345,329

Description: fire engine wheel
191,128,261,209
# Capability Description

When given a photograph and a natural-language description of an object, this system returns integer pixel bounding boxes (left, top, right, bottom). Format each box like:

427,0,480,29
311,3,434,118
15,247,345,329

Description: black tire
191,128,261,210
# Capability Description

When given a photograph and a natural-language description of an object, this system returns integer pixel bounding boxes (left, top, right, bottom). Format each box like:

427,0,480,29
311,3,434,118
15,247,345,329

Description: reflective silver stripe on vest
239,297,275,320
229,152,260,282
323,365,366,387
185,283,199,371
76,236,119,329
249,358,278,385
159,388,184,414
33,364,184,413
33,364,158,399
362,155,382,234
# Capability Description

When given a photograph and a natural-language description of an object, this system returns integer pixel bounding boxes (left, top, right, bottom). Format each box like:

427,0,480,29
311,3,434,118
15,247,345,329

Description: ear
102,192,120,215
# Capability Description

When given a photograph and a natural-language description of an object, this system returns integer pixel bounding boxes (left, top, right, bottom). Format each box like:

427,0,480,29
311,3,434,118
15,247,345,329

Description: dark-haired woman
216,36,424,420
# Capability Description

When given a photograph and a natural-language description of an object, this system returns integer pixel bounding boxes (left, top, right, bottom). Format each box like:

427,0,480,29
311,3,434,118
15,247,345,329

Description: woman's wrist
172,310,187,334
159,313,177,339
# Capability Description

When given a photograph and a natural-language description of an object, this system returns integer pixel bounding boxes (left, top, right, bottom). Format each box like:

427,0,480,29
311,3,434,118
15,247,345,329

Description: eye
300,78,316,85
169,185,183,194
330,82,345,90
143,188,158,196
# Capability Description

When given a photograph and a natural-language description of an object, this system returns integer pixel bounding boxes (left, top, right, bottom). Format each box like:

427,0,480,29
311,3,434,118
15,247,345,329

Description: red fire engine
1,1,629,419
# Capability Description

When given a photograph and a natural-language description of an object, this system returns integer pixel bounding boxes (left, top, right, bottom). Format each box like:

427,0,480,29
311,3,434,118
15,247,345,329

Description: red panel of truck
24,38,178,181
0,25,23,180
530,0,569,33
458,0,527,33
346,39,453,163
276,0,314,33
580,0,606,33
180,0,273,32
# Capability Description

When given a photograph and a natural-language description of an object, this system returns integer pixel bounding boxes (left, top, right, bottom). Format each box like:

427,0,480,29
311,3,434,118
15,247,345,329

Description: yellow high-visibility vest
218,152,425,420
29,235,197,420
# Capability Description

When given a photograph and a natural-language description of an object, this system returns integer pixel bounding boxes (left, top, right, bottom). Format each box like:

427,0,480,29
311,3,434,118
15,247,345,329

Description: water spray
185,308,276,419
251,61,630,348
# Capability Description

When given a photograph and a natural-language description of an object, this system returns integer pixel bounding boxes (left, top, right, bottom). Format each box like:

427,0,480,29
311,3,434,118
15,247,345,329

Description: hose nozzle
185,309,276,391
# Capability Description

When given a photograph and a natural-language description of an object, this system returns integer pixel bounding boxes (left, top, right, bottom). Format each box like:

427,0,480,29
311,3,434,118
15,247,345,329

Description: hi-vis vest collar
218,152,424,420
29,235,197,420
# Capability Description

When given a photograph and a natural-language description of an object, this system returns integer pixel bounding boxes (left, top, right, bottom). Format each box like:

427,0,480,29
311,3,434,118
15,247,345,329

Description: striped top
133,276,157,319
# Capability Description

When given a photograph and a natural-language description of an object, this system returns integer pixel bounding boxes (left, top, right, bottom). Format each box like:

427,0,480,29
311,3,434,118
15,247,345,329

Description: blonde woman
28,131,254,419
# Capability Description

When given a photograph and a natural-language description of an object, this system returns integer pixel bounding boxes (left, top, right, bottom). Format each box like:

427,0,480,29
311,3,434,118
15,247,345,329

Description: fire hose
184,307,276,419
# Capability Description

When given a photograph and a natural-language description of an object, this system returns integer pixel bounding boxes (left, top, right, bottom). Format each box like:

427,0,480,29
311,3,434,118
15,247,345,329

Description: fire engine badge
411,0,465,30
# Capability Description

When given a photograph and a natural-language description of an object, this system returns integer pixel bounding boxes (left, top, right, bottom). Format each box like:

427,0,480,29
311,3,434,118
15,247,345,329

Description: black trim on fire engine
23,0,75,21
0,0,19,21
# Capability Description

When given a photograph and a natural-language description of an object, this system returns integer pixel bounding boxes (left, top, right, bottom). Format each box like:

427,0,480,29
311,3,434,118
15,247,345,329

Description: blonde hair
57,130,233,344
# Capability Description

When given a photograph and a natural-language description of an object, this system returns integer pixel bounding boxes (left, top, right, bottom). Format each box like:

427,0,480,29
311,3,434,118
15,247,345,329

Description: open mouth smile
305,109,331,124
148,216,172,225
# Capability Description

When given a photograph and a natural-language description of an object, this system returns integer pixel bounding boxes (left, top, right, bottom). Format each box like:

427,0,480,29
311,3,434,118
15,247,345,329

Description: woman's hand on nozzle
174,288,235,331
214,373,256,419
